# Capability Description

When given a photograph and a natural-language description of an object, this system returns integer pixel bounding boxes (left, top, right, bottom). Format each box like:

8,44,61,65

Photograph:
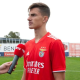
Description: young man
21,2,66,80
0,61,16,74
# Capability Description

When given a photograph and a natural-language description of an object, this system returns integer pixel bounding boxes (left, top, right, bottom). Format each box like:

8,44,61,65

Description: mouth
29,22,33,26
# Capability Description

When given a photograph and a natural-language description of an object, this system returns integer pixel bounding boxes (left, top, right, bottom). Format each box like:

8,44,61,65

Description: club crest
39,48,46,57
39,51,44,57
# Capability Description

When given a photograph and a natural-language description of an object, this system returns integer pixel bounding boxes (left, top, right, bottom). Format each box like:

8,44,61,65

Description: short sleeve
50,39,66,72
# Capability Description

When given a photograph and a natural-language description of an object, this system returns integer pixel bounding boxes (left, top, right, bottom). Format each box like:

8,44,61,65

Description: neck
34,25,47,43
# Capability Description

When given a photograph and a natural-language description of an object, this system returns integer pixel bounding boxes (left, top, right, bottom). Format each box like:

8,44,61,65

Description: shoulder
47,32,63,47
47,32,57,40
46,32,60,43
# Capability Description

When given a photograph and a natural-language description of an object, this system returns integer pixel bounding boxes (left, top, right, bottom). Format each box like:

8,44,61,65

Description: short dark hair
28,2,50,18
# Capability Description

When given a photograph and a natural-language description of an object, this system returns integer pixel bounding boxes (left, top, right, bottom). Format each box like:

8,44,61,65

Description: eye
31,14,36,16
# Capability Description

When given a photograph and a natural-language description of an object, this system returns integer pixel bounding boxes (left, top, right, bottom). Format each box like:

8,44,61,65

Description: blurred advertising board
0,44,18,52
63,42,69,56
0,44,18,57
4,52,14,57
69,43,80,57
0,52,4,56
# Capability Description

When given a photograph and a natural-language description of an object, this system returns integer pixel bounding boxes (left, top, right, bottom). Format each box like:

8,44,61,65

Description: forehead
29,8,41,15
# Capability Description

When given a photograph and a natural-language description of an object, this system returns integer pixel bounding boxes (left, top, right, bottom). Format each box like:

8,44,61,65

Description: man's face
27,8,44,29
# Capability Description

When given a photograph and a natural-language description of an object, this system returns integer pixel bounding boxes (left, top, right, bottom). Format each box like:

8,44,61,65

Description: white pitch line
66,70,80,72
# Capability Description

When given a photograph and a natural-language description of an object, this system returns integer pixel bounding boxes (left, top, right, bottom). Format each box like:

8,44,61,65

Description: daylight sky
0,0,80,43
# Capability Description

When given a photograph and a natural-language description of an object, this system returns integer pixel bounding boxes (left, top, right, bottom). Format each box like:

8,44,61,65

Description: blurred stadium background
0,37,80,80
0,37,80,57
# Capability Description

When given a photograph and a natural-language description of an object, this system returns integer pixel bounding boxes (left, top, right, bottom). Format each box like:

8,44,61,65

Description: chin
29,26,38,29
29,26,34,29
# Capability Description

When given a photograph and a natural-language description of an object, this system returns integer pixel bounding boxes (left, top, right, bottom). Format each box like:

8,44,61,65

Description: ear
43,16,48,23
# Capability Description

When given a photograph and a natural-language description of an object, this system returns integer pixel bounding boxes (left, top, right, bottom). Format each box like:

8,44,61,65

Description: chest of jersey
24,41,52,75
25,42,50,62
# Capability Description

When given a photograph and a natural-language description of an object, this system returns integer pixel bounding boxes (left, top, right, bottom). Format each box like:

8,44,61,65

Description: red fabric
24,32,66,80
14,44,26,57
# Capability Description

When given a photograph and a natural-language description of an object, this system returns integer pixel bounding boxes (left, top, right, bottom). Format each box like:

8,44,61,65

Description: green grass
0,57,24,80
66,57,80,80
0,57,80,80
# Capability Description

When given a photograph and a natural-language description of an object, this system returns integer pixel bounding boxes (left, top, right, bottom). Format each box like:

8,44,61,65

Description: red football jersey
23,32,66,80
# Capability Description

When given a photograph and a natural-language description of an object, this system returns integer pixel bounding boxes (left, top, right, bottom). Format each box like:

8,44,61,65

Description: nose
27,16,31,21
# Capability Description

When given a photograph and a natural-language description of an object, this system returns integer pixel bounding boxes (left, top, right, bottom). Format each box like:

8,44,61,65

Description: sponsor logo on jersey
26,61,44,74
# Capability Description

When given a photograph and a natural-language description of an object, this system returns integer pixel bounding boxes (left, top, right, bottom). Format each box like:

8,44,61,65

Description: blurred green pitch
0,57,80,80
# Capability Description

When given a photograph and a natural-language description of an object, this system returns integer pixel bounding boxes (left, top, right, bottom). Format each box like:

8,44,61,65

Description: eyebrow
28,13,37,16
